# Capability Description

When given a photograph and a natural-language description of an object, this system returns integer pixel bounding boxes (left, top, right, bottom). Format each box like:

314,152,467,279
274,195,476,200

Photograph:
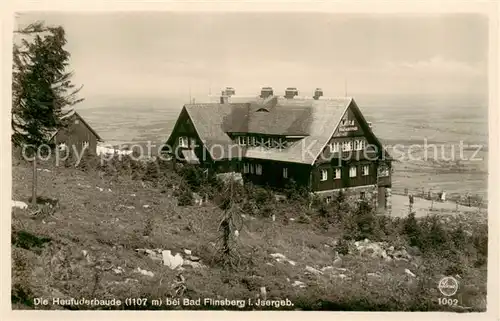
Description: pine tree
12,21,83,204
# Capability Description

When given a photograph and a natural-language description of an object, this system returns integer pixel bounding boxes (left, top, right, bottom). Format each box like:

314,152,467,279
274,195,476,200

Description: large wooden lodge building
165,87,393,211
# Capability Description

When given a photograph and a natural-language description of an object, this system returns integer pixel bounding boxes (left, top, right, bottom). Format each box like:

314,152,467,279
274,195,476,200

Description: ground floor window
283,167,288,178
256,164,263,175
320,169,328,181
362,165,369,176
243,163,249,173
349,166,357,177
333,168,341,179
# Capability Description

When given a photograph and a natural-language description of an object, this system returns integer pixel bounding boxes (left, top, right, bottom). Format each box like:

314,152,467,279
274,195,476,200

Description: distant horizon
15,12,488,99
73,90,489,110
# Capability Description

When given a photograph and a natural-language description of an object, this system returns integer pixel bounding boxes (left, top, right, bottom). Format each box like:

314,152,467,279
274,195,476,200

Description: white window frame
330,142,340,153
243,163,249,174
355,139,364,151
283,167,288,178
349,166,357,178
58,143,68,151
256,164,263,175
189,138,197,149
342,141,352,152
320,169,328,181
250,164,255,174
334,168,341,180
362,165,369,176
179,136,188,148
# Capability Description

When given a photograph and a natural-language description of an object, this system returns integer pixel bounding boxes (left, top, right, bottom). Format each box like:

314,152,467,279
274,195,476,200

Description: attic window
74,119,80,124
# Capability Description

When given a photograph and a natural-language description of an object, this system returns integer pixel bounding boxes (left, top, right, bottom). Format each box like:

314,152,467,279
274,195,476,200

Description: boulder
162,250,184,270
405,268,416,278
292,280,307,288
135,267,154,277
305,266,323,275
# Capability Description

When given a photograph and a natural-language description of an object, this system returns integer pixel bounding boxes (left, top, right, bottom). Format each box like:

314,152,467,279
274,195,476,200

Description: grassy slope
11,159,487,311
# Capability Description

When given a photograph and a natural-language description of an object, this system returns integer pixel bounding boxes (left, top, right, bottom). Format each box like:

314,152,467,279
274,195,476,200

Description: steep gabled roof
169,96,354,164
50,111,103,142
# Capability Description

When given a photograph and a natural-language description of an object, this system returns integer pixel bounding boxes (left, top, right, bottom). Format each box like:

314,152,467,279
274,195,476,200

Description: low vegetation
11,152,487,311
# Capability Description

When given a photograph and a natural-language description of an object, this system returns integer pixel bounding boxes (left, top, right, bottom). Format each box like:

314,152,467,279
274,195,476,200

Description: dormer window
238,136,248,146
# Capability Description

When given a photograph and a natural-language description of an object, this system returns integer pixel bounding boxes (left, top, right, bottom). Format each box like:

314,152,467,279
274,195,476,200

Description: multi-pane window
256,164,263,175
330,142,340,153
250,164,255,174
283,167,288,178
362,165,369,176
238,136,248,146
243,163,249,174
354,139,364,151
179,136,188,148
320,169,328,181
333,168,341,179
349,166,357,178
342,141,353,151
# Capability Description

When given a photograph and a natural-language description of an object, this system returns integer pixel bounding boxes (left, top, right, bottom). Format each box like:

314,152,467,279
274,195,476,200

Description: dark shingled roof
180,96,354,164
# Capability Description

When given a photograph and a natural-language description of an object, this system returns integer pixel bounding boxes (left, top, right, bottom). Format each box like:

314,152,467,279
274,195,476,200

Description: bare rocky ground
11,159,487,311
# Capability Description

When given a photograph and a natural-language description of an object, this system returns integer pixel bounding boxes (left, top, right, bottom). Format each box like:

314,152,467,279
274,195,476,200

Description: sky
15,12,489,102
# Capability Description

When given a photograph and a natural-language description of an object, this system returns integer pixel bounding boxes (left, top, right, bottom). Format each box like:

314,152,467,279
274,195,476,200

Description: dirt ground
390,194,485,218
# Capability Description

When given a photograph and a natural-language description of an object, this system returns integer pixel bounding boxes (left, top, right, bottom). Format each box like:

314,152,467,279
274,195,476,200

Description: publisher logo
438,276,459,297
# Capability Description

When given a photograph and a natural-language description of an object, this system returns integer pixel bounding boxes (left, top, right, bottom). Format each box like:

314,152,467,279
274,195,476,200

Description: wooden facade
52,112,102,155
165,95,392,209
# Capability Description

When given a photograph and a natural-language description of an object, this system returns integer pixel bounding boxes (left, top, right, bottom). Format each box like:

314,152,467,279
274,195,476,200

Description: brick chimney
260,87,274,98
285,87,298,99
224,87,235,97
313,88,324,100
220,90,229,104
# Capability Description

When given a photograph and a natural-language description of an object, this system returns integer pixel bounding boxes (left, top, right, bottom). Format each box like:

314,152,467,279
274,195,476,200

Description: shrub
403,212,421,247
335,238,349,255
177,185,194,206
